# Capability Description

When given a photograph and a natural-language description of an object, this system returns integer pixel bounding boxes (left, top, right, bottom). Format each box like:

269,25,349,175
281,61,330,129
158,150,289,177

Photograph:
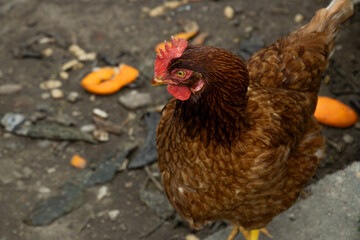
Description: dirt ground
0,0,359,240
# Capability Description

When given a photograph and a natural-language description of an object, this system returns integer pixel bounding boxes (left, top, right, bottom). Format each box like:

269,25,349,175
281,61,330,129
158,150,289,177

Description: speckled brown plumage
155,0,353,232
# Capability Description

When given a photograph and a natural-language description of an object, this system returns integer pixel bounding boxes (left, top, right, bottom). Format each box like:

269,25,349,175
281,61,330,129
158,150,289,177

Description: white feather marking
178,187,184,193
326,0,336,10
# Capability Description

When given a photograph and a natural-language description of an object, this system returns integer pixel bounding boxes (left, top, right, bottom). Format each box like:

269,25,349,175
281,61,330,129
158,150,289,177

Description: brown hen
151,0,354,239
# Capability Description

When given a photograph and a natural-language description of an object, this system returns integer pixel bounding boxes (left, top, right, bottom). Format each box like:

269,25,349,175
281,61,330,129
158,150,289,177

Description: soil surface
0,0,359,240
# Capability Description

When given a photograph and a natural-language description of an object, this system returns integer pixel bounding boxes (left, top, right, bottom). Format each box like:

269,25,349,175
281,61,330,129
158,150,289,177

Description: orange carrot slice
70,154,87,169
81,64,139,95
155,31,198,53
314,96,358,128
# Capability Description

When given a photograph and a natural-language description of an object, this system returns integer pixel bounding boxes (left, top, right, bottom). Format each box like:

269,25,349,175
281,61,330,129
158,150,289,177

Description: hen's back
246,0,353,95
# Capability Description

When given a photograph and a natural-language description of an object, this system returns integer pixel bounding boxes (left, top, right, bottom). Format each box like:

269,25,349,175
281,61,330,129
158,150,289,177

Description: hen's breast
156,88,324,229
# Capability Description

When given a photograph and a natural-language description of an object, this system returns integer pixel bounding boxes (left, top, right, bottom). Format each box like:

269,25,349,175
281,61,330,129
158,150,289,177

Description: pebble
80,124,96,133
186,234,200,240
38,186,51,194
354,122,360,130
50,89,64,99
124,181,133,188
59,71,69,80
148,5,166,17
294,13,304,23
41,48,53,57
224,6,235,19
22,166,33,178
244,26,254,33
38,140,52,148
39,80,62,90
47,168,56,174
41,92,51,99
0,84,22,95
342,134,354,144
108,210,120,221
93,129,109,142
93,108,108,119
118,90,152,110
67,91,80,103
97,186,108,200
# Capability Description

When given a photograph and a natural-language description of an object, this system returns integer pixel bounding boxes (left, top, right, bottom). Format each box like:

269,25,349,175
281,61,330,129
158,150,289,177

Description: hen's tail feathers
304,0,354,57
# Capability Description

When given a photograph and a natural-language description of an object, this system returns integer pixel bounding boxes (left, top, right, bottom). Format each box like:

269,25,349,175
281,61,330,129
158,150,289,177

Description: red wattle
167,84,191,101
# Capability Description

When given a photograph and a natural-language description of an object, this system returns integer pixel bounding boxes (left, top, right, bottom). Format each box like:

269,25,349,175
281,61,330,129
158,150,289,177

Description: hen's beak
151,76,172,86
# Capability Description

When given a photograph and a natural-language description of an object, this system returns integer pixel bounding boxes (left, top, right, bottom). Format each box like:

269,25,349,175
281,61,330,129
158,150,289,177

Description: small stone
38,186,51,194
342,134,354,144
41,92,51,99
224,6,235,19
39,80,62,90
294,13,304,23
72,111,82,117
124,182,133,188
22,166,33,178
244,26,253,33
38,140,52,148
118,90,152,110
108,209,120,221
89,95,96,102
97,186,108,200
50,89,64,99
93,129,109,142
148,5,166,17
186,234,200,240
0,84,22,95
354,122,360,130
59,71,69,80
93,108,108,119
67,91,80,103
47,168,56,174
41,48,53,57
80,124,96,133
163,1,183,9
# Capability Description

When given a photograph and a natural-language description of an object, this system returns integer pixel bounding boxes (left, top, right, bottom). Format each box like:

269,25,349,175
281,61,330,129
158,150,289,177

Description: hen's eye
176,71,186,78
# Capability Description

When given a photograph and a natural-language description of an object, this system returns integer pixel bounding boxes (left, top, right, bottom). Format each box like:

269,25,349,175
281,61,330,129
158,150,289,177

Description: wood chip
61,59,84,71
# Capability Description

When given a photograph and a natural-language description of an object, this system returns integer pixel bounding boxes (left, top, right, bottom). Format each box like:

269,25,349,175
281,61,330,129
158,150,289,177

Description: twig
139,220,165,239
144,166,164,192
141,176,150,192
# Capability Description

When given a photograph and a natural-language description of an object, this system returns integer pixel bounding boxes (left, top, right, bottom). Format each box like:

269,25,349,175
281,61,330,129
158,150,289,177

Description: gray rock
118,90,152,110
205,162,360,240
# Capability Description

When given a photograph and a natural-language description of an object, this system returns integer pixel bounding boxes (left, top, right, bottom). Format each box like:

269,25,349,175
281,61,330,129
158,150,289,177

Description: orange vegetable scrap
70,154,87,169
314,96,358,128
155,31,198,53
81,64,139,95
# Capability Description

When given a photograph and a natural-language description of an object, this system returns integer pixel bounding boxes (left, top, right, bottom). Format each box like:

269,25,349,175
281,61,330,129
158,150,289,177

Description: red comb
155,37,188,77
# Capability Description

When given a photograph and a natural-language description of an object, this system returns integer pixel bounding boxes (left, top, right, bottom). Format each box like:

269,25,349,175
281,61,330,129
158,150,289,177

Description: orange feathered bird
151,0,354,239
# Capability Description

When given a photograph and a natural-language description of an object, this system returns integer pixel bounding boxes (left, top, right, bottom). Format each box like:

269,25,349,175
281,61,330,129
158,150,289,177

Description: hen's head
152,37,249,102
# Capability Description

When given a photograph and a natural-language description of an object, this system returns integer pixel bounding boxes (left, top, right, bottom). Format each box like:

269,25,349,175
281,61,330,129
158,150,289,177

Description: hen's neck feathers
171,45,249,145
